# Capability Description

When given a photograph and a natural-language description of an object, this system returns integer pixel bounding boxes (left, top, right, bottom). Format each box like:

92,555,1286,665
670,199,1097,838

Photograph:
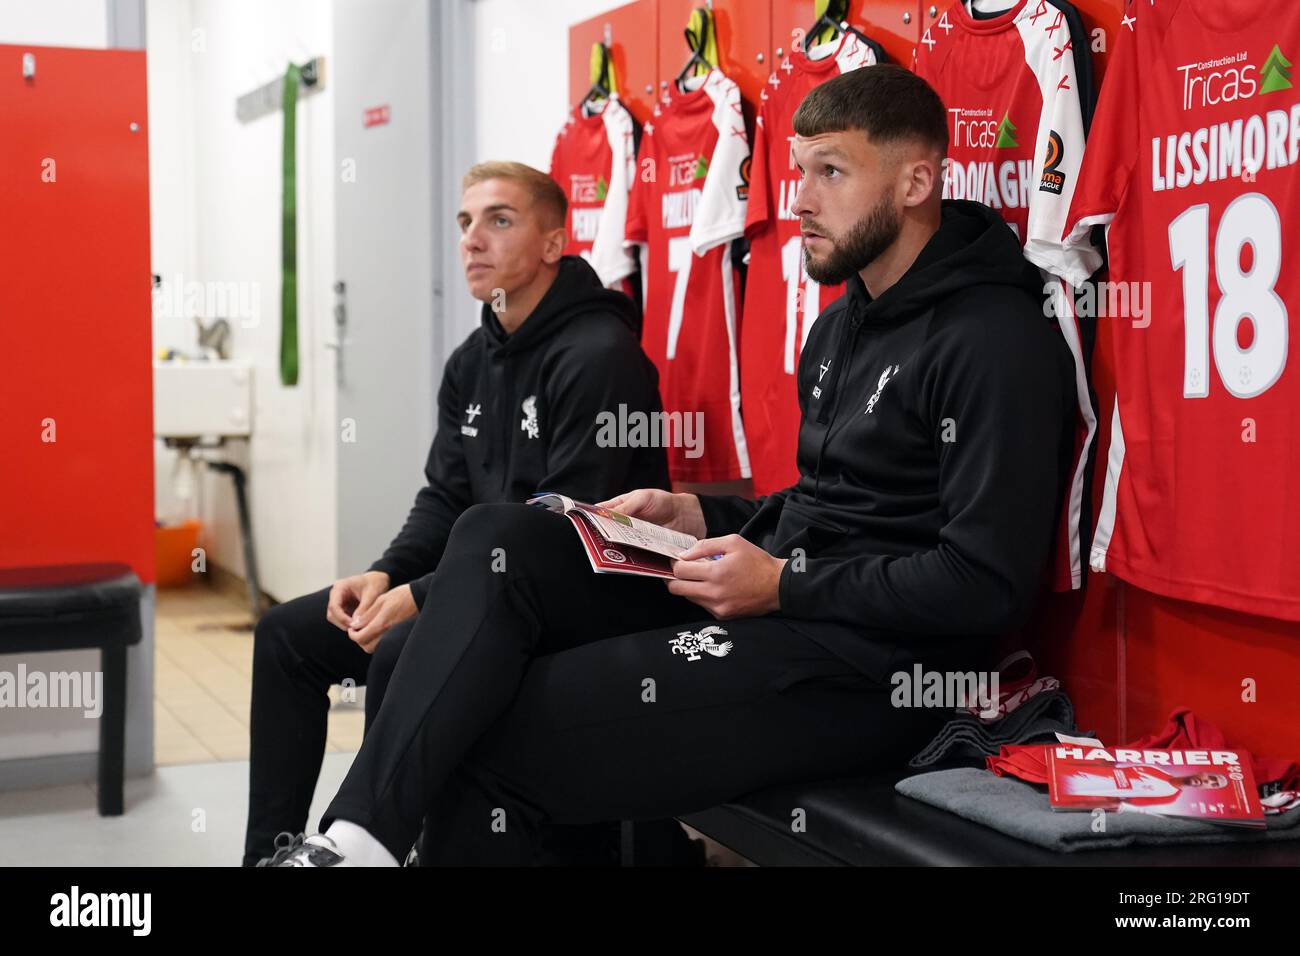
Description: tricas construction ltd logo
1177,44,1292,111
1156,43,1298,192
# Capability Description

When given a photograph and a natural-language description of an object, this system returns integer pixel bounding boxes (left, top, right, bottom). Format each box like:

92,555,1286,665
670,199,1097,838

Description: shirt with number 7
625,69,752,483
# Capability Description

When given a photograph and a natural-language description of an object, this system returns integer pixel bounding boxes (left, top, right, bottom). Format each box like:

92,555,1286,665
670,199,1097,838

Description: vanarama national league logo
1039,130,1067,194
736,155,751,201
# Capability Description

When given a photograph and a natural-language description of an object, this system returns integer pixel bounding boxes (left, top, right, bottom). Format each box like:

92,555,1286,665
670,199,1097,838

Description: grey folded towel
895,768,1300,852
908,688,1081,769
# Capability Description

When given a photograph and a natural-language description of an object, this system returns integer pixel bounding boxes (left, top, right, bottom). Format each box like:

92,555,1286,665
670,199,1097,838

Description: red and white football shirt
625,70,751,482
1064,0,1300,620
915,0,1103,590
549,95,639,288
742,32,878,495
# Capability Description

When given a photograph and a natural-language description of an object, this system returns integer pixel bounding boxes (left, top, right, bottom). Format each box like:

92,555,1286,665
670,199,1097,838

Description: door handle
329,280,348,386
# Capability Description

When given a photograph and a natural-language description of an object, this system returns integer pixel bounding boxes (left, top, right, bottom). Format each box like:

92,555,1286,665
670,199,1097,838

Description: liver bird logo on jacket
520,395,540,439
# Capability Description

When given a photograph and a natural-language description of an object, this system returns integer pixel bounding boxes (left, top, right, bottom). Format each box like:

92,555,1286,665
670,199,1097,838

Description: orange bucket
154,519,203,587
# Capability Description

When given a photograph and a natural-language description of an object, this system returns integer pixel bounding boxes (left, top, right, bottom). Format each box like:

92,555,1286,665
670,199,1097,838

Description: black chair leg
620,820,636,867
98,643,127,816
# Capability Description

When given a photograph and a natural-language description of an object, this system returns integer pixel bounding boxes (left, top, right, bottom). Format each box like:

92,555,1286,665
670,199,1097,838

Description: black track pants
322,503,960,865
244,586,420,866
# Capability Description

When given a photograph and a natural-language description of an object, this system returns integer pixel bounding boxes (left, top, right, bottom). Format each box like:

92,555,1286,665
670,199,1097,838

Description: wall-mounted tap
194,316,232,360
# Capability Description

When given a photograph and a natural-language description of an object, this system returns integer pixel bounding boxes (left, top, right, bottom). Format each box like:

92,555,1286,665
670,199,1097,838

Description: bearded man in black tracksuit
243,162,688,866
270,65,1078,868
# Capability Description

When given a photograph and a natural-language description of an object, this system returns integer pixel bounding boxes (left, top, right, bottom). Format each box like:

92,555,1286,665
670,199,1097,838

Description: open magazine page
563,509,677,579
526,492,701,578
527,492,698,559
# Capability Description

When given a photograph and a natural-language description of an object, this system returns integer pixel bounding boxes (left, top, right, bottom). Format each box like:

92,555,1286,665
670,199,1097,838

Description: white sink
153,360,253,439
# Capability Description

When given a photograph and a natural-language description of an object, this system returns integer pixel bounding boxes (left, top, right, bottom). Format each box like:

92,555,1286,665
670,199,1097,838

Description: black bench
0,563,143,816
678,768,1300,865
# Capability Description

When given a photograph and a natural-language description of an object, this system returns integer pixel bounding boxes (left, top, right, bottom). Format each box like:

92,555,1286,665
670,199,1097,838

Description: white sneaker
263,833,350,867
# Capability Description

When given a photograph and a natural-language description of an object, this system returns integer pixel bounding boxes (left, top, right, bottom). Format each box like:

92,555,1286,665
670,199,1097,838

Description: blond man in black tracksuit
244,162,678,866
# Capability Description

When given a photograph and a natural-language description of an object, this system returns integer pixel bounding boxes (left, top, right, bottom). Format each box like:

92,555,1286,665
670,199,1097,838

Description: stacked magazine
1046,745,1265,827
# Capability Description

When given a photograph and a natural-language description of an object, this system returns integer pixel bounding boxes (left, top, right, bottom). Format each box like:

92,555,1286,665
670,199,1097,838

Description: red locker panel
0,45,155,584
854,0,922,65
1068,0,1123,85
569,0,660,125
1124,593,1300,760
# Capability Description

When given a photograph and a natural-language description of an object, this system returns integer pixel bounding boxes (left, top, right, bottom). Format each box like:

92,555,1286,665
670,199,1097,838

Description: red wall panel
858,0,923,65
0,45,155,584
1068,0,1122,85
1123,577,1300,757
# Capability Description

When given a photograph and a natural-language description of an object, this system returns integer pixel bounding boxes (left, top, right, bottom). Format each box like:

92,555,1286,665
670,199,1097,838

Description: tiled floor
0,752,354,866
0,583,746,866
0,754,750,867
154,585,364,765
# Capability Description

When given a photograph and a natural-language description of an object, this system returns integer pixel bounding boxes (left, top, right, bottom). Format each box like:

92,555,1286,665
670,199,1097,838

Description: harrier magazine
1046,746,1265,827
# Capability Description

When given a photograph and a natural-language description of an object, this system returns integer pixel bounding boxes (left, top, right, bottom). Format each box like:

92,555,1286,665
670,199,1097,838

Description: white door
331,0,441,574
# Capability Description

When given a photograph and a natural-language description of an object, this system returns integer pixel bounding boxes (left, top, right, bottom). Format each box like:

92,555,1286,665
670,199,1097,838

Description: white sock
323,820,400,868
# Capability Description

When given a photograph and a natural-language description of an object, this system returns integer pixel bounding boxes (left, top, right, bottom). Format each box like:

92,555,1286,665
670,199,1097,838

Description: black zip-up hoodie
698,200,1074,677
370,255,670,606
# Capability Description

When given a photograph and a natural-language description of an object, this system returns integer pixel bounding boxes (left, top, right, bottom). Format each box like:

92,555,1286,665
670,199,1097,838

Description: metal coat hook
236,56,326,123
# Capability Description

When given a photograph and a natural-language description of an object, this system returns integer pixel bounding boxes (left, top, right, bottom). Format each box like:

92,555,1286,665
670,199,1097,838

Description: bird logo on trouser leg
669,626,733,662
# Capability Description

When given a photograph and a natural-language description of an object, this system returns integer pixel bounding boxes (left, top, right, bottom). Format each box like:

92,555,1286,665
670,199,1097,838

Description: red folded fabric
987,743,1051,783
985,707,1300,792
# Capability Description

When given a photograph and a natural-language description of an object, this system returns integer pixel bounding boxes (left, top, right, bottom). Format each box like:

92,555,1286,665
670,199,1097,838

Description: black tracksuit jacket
698,200,1075,675
369,255,669,607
